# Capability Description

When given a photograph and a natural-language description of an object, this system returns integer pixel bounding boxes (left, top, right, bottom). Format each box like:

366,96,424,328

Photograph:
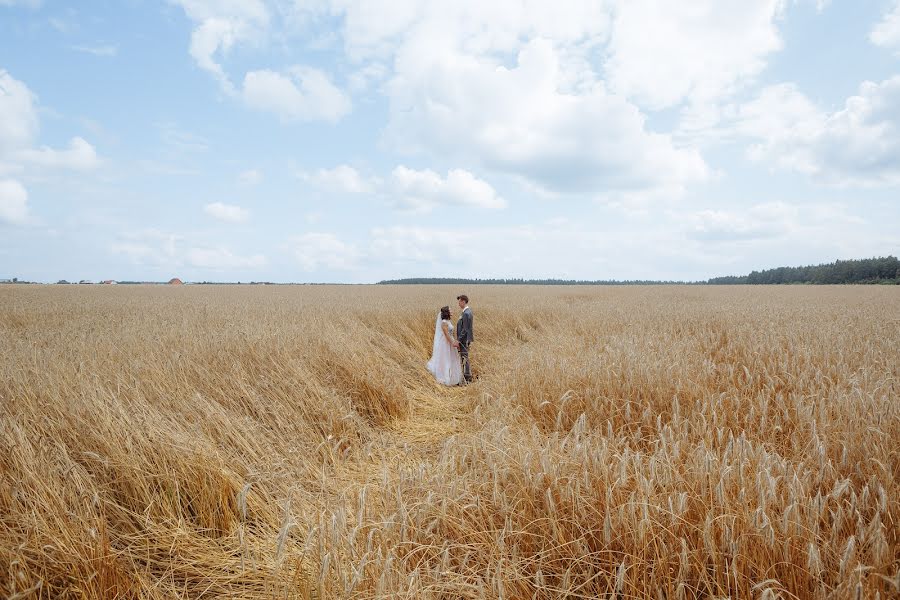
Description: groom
456,294,474,383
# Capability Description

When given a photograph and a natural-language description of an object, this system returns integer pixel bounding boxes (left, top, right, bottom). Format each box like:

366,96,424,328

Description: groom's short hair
457,294,469,303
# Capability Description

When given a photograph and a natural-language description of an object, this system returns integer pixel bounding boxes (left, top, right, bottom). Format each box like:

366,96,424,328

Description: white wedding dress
427,317,463,386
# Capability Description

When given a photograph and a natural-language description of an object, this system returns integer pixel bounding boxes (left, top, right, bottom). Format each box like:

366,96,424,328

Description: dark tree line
707,256,899,285
376,277,688,285
378,256,900,285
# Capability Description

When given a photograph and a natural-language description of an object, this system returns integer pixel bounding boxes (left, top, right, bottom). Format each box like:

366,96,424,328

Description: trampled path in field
391,384,474,445
327,379,481,497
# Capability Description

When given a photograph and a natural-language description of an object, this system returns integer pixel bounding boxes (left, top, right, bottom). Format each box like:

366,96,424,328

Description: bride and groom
426,294,473,386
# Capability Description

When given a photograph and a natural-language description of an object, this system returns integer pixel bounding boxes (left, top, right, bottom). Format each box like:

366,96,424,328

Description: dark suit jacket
457,307,474,345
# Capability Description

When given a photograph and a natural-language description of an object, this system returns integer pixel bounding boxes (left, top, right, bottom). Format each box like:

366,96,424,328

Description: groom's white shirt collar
463,305,471,312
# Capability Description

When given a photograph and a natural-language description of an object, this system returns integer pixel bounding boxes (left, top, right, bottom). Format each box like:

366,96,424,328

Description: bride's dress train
427,317,463,386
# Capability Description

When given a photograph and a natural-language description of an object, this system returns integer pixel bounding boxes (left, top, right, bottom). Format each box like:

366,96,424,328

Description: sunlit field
2,284,898,599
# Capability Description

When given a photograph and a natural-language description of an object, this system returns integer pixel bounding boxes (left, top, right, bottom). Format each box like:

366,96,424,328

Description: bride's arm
441,321,455,344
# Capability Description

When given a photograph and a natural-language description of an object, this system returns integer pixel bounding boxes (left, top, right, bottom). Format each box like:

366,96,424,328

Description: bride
427,306,463,386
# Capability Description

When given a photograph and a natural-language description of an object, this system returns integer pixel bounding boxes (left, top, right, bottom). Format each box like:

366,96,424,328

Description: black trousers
459,341,472,382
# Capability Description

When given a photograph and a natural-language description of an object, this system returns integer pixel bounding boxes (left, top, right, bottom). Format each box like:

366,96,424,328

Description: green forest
378,256,900,285
706,255,899,285
376,277,686,285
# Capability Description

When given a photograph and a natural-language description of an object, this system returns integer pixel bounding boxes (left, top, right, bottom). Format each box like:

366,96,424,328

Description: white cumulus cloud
171,2,714,196
386,38,708,196
0,178,28,225
171,2,353,122
204,202,249,223
390,166,506,211
242,66,351,122
301,164,374,194
0,69,39,152
300,1,798,196
170,0,269,90
605,0,785,110
1,71,103,174
737,76,900,186
15,137,101,170
871,1,900,54
300,163,506,212
332,0,608,61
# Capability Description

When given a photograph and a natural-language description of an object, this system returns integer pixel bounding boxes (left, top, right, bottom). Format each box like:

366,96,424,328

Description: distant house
100,280,117,285
78,280,93,284
168,278,183,285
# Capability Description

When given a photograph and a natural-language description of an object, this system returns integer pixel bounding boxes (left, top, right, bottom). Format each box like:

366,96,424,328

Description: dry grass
1,284,898,599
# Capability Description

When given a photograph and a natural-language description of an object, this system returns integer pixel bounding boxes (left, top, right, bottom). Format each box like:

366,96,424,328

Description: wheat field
1,284,898,599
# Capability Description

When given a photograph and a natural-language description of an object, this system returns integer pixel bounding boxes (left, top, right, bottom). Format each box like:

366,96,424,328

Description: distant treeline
379,256,900,286
707,256,899,285
377,277,688,285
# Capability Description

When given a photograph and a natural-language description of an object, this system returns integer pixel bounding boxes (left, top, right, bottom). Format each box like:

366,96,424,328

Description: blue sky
1,0,898,283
